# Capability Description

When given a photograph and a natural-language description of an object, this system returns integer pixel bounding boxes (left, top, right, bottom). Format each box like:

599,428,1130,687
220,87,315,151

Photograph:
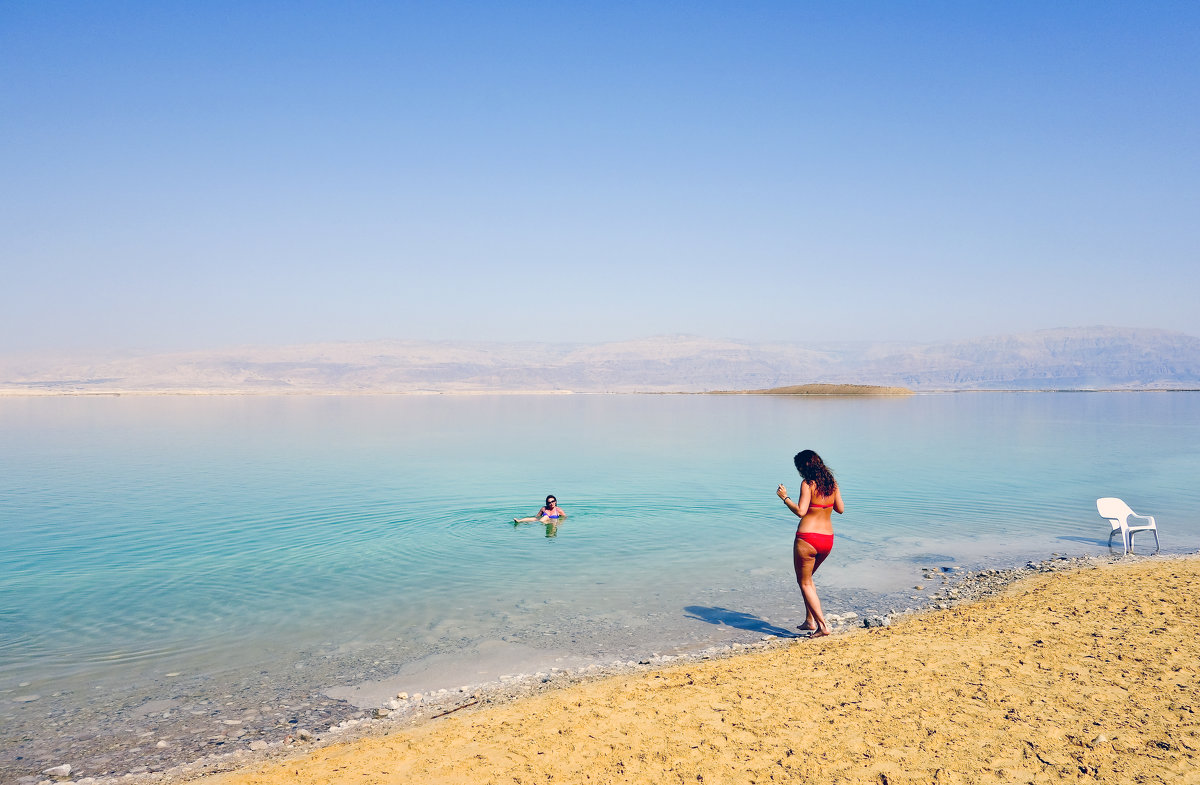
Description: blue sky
3,1,1198,352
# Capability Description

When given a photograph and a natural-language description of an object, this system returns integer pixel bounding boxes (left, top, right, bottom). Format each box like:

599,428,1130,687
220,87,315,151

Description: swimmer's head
793,449,821,475
546,495,557,507
794,450,837,496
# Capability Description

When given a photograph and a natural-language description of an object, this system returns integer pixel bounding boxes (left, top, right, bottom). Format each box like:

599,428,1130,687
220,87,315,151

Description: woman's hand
777,484,789,501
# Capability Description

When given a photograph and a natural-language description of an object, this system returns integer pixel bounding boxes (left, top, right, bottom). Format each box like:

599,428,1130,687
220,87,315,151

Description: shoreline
709,383,914,395
27,551,1196,785
191,553,1200,784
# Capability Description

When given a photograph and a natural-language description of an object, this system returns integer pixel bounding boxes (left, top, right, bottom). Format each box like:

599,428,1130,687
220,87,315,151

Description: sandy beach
180,556,1200,785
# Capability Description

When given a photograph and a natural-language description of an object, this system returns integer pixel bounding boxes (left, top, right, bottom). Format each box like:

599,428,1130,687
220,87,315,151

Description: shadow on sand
683,606,799,638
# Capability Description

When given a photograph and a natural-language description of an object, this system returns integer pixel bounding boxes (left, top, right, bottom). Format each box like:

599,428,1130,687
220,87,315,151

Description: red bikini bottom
795,531,834,558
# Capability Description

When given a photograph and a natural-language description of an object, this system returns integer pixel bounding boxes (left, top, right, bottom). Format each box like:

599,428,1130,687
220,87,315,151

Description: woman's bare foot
797,621,817,631
808,627,831,638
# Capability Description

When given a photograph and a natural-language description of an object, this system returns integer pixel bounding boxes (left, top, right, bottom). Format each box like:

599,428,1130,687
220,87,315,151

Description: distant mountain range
2,327,1198,394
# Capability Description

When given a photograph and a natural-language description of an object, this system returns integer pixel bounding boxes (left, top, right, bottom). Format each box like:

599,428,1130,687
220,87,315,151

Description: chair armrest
1127,514,1156,527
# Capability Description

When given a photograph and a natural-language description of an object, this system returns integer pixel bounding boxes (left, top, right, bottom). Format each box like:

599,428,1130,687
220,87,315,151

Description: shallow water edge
7,550,1179,785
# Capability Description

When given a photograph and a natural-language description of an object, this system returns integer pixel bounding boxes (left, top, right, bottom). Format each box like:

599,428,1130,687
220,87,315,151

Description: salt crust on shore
161,555,1200,785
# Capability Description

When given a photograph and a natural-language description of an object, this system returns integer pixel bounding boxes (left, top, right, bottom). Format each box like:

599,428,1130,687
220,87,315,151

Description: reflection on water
512,519,560,537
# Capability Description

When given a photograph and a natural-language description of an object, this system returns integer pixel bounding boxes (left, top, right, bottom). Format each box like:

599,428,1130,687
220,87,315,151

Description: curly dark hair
793,450,837,497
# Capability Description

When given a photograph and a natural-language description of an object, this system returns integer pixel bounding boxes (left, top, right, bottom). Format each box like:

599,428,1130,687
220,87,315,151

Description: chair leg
1109,530,1123,554
1153,531,1160,553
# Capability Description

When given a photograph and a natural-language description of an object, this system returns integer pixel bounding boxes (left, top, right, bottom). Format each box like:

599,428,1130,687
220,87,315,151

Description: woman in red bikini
776,449,844,638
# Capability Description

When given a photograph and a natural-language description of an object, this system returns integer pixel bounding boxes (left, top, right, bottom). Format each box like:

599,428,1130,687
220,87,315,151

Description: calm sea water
2,392,1198,773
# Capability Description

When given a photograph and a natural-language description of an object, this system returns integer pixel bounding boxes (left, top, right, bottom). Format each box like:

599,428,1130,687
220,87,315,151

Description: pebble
296,729,314,741
248,740,268,751
42,765,71,777
13,694,41,703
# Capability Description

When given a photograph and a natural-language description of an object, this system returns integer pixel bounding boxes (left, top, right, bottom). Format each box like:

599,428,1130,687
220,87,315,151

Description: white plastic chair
1096,497,1160,555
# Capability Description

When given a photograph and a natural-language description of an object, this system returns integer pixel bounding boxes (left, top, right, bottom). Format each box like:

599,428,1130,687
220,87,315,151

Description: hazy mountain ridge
851,327,1200,390
2,327,1198,393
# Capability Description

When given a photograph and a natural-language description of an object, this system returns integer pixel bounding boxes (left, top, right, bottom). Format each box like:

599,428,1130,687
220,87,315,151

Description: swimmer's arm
796,481,813,516
833,488,845,514
777,483,809,518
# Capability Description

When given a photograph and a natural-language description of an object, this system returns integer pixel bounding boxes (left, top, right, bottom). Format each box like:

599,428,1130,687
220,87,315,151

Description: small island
712,383,914,396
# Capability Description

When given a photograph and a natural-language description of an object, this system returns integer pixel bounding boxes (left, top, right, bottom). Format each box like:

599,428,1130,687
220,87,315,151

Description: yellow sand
199,557,1200,784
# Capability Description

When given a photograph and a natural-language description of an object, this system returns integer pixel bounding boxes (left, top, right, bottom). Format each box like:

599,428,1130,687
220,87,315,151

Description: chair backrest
1097,497,1134,528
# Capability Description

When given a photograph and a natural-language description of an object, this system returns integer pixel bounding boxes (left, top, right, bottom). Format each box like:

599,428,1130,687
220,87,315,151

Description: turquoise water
2,392,1199,773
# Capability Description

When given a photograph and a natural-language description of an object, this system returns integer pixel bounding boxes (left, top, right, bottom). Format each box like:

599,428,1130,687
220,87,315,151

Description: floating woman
514,494,566,524
776,450,844,637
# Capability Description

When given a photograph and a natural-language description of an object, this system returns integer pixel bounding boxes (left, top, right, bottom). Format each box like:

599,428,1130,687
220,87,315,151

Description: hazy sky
3,1,1198,352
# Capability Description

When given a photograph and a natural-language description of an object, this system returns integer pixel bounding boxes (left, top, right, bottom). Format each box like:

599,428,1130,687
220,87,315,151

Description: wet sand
191,555,1200,785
